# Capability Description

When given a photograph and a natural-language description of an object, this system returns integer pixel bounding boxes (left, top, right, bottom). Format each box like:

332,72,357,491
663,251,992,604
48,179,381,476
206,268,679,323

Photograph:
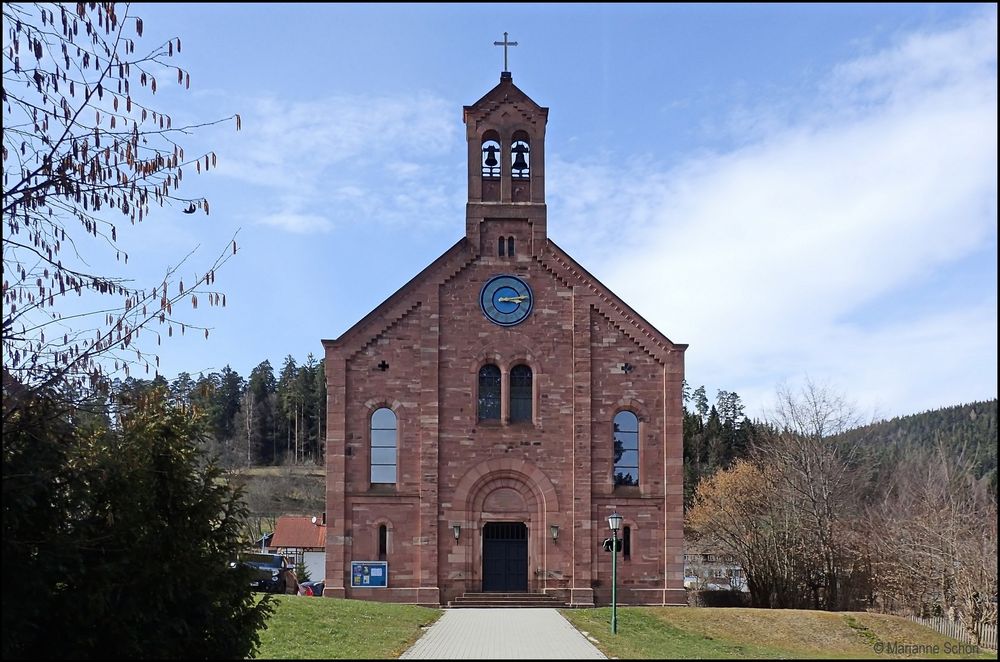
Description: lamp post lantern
608,510,623,634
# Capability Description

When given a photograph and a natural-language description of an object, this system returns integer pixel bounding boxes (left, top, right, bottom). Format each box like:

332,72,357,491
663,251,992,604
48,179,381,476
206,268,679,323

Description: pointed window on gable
478,364,501,421
370,408,397,484
613,411,639,486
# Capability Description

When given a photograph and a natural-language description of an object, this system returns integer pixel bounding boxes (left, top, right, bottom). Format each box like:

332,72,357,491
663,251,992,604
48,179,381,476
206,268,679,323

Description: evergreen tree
170,372,196,411
3,387,272,658
705,405,726,469
246,361,278,464
298,354,320,463
683,385,755,510
277,355,299,463
215,365,245,442
693,385,709,422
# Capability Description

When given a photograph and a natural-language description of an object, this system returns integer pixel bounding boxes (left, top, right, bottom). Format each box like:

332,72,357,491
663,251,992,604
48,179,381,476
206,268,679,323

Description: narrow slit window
623,526,631,560
370,408,397,484
378,524,388,561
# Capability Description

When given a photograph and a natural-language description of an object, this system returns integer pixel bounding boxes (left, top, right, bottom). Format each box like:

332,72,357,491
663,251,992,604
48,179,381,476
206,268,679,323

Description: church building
322,65,687,607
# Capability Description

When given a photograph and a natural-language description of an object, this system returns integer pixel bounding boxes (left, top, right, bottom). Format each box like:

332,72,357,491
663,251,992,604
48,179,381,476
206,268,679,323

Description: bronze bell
483,144,499,167
512,144,528,172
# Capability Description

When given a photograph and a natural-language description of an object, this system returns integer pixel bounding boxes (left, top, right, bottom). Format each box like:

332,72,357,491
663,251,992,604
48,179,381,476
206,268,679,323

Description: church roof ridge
542,238,688,356
321,238,472,350
463,73,548,124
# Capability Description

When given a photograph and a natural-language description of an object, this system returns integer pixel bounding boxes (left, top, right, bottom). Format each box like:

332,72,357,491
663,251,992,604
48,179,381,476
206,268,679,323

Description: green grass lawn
250,596,995,660
254,595,441,659
560,607,997,659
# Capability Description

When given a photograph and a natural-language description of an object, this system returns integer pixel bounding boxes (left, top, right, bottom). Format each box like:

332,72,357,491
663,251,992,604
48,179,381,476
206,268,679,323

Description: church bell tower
463,43,548,259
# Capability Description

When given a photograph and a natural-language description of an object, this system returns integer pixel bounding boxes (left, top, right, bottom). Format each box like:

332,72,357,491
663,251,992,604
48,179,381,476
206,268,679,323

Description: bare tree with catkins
2,2,241,414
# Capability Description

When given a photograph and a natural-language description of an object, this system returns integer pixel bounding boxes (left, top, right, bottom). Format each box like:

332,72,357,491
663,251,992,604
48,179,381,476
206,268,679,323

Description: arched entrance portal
482,522,527,592
450,458,561,596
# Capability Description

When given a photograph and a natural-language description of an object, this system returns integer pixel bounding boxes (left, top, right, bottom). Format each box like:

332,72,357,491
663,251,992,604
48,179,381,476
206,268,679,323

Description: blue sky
106,3,996,421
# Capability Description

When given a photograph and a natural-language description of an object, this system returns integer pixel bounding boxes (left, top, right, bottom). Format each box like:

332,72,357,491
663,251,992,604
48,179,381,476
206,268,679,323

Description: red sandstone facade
322,73,687,606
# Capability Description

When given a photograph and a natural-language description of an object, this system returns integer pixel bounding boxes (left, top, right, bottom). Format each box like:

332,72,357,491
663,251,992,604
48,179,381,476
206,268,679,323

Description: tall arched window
498,236,506,257
478,364,501,421
613,411,639,486
509,364,532,422
507,236,515,257
370,408,397,484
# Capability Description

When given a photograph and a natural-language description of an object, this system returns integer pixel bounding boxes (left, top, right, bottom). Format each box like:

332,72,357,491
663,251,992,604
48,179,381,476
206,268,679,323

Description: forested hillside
110,355,327,468
681,388,998,509
846,399,997,489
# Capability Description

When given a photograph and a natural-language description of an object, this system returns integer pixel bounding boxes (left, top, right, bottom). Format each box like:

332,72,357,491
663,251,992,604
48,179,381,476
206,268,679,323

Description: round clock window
480,275,533,327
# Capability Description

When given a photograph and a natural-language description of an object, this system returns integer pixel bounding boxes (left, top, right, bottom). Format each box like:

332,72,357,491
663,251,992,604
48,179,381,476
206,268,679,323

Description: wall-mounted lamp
453,524,461,541
550,524,559,542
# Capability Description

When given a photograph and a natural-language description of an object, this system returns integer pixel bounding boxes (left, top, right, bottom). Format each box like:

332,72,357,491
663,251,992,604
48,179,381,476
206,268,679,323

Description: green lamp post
608,510,623,634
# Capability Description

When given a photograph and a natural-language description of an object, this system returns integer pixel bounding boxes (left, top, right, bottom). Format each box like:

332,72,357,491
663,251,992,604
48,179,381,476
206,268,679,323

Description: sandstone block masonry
322,71,687,606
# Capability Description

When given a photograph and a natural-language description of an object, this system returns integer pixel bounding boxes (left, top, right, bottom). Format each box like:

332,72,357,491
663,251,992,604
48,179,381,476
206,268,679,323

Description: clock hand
497,295,527,303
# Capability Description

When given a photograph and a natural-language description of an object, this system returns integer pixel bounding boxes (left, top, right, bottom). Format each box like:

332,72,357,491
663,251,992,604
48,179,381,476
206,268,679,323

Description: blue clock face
480,275,533,327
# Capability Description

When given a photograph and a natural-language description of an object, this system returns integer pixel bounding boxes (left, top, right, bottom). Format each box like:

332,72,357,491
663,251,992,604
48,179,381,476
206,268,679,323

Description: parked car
299,581,325,597
230,552,297,594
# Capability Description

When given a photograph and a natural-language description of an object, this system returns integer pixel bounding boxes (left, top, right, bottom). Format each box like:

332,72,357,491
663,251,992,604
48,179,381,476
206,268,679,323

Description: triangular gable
463,75,549,127
541,239,687,363
324,235,687,362
322,238,474,352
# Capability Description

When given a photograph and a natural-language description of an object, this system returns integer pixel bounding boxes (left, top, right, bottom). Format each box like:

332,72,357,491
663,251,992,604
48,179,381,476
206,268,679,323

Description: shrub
2,388,273,659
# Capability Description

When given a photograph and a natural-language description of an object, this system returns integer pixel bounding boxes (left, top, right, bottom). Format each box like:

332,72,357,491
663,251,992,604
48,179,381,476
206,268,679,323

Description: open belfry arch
322,36,687,607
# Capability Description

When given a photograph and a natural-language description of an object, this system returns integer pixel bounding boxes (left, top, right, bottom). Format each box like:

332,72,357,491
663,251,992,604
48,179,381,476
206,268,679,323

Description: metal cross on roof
494,31,518,72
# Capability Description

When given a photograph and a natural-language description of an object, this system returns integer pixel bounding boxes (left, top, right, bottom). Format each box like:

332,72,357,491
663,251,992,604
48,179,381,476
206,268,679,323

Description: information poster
350,561,388,588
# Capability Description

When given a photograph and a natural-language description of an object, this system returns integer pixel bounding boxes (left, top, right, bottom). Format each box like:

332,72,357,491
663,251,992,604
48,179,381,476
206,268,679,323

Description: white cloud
550,9,998,420
259,211,333,234
214,93,463,231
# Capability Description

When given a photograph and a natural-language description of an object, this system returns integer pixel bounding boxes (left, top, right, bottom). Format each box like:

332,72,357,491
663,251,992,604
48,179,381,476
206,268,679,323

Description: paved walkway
400,608,606,659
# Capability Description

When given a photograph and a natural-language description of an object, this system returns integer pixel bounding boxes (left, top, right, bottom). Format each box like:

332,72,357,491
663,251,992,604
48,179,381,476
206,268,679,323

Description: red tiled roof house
268,515,326,583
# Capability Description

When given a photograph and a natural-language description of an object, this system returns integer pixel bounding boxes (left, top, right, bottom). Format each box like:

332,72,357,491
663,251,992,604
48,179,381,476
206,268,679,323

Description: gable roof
269,515,326,550
324,236,686,365
542,239,687,358
463,73,548,125
322,237,471,351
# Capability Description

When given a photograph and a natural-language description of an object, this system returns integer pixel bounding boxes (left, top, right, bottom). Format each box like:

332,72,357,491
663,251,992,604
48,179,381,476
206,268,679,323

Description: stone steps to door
448,592,565,608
